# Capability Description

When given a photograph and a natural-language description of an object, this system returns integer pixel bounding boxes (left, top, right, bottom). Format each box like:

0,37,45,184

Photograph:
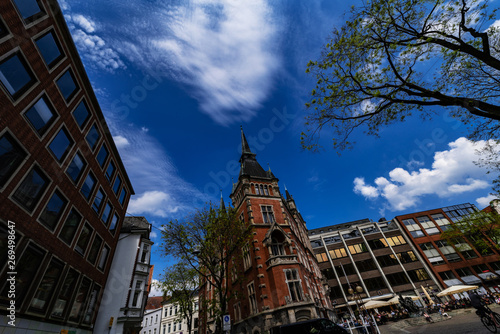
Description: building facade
142,307,163,334
201,129,331,333
161,295,199,334
0,0,133,332
94,217,154,334
395,203,500,295
308,218,441,317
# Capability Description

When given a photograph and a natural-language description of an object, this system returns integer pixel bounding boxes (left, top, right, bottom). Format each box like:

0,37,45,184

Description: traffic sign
223,314,231,331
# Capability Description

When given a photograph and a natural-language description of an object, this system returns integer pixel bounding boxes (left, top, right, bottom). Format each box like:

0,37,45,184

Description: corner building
204,129,332,333
0,0,133,332
308,219,441,316
395,203,500,294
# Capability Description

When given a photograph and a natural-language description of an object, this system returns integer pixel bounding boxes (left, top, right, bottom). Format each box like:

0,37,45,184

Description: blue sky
60,0,499,295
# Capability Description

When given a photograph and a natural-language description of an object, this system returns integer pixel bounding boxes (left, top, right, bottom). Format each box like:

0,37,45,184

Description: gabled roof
145,296,164,310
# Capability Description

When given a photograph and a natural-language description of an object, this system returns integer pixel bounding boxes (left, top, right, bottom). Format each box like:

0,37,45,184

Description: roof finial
220,189,226,211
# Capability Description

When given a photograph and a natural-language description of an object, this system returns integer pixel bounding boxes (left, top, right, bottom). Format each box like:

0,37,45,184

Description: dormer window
271,237,285,256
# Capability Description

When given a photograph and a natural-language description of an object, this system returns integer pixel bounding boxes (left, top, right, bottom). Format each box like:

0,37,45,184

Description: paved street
378,310,495,334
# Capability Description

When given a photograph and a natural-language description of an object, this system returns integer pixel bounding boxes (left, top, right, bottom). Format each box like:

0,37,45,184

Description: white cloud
476,194,497,208
72,14,96,33
108,126,207,220
149,279,163,297
353,137,494,211
65,0,280,124
113,135,129,149
64,13,125,73
128,191,179,217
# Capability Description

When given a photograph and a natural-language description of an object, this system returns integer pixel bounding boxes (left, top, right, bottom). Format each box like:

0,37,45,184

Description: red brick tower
225,127,332,333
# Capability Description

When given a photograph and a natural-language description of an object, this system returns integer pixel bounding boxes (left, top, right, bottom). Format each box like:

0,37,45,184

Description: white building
160,294,199,334
94,217,154,334
141,307,163,334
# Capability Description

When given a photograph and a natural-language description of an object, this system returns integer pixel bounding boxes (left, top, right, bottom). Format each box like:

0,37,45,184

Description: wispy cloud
110,125,207,219
353,137,494,211
64,0,280,125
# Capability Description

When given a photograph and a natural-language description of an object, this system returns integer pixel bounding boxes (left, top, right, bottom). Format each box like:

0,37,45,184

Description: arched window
260,184,264,195
264,185,269,195
271,237,285,256
254,184,259,195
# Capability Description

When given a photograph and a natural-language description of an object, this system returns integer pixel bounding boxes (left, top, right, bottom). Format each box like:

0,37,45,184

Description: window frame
48,126,74,163
0,50,37,100
38,188,68,231
23,94,57,137
0,131,28,189
55,68,79,103
11,164,50,212
34,29,64,69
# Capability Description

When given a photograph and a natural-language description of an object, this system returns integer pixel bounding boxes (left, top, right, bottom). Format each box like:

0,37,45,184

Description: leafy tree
157,261,199,334
475,140,500,196
441,208,500,254
159,203,253,334
303,0,500,152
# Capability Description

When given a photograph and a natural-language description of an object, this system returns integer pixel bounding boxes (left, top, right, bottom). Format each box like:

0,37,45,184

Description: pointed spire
220,189,226,211
240,125,252,155
239,126,256,164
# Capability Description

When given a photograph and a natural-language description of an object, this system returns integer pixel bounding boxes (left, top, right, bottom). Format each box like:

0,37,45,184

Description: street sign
223,314,231,331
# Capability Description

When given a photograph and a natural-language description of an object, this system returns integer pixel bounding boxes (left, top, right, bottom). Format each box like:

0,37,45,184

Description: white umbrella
362,300,391,309
387,295,419,305
436,285,478,297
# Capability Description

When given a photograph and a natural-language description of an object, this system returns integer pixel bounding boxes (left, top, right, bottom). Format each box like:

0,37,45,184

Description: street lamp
348,285,369,333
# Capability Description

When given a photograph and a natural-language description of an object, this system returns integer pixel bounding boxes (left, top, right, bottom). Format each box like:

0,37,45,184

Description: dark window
68,277,91,323
39,190,67,230
456,267,474,277
75,223,93,255
0,243,45,306
364,277,387,291
97,245,110,271
35,30,63,68
51,268,79,318
82,285,100,325
386,272,410,286
101,202,112,225
49,127,73,162
58,208,82,245
439,271,456,280
0,52,36,99
24,96,56,136
72,100,90,129
398,251,418,263
357,259,377,272
86,124,100,151
261,205,275,223
12,166,49,211
377,254,398,267
87,235,102,265
367,239,387,249
0,19,8,38
80,172,96,200
105,160,115,182
66,152,86,183
0,132,27,187
92,188,105,213
119,188,127,206
461,250,478,259
109,213,119,235
96,144,109,168
335,263,356,276
408,269,430,282
56,69,78,102
321,268,335,280
28,258,64,313
472,264,491,274
113,175,122,194
489,261,500,271
13,0,45,22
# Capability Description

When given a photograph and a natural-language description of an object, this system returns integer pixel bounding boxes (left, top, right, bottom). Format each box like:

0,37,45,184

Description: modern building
200,129,331,333
161,294,199,334
308,218,441,317
395,203,500,295
0,0,133,332
141,296,164,334
94,216,154,334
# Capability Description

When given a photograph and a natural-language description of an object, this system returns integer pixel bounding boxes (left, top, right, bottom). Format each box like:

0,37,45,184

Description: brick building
200,128,331,333
395,203,500,295
308,218,440,317
0,0,133,332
